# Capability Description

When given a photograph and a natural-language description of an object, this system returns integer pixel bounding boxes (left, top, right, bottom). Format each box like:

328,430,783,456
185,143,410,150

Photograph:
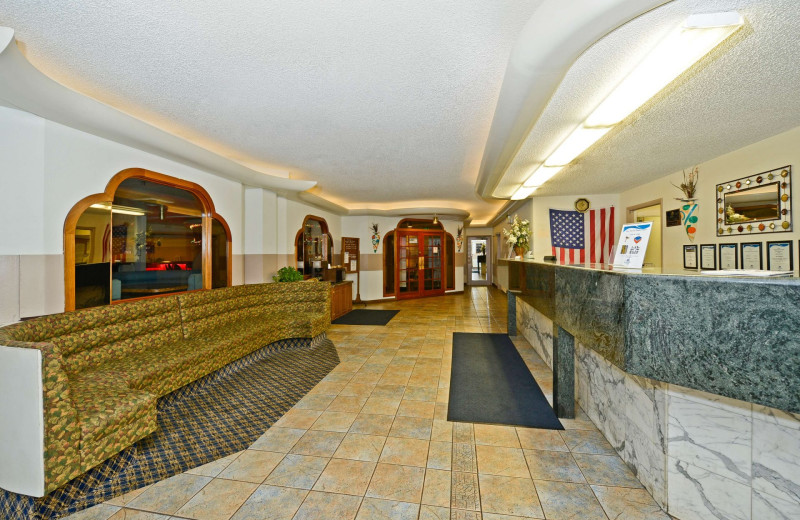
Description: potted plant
273,266,304,282
673,166,699,201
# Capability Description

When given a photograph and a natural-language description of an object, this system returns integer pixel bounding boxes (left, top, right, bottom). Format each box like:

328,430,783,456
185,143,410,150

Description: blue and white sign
612,222,653,269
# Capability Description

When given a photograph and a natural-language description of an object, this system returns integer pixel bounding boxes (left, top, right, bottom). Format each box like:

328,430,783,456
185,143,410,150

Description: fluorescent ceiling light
90,203,146,216
511,185,538,200
514,11,742,196
524,165,563,187
586,12,743,127
544,127,612,167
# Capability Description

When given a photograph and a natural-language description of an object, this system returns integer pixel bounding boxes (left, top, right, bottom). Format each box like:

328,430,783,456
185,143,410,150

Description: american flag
549,207,615,264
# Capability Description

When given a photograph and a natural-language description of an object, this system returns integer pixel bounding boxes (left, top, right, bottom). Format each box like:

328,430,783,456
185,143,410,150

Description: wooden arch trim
382,230,396,297
64,168,232,311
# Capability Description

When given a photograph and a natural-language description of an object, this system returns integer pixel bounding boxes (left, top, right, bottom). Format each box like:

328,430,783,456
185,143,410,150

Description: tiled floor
66,287,670,520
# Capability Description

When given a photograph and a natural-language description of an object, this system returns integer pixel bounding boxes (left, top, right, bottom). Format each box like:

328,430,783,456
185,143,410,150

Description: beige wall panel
19,254,64,318
0,255,20,325
243,254,264,285
231,254,245,286
360,253,383,272
455,252,466,267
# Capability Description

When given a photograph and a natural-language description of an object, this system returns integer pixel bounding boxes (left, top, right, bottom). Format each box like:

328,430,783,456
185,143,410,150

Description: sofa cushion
68,371,157,472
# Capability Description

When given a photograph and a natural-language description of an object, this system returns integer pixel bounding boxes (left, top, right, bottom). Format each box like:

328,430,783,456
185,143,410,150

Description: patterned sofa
0,281,330,498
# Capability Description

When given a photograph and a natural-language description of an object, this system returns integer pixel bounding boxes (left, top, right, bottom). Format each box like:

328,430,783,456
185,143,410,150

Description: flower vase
514,246,526,258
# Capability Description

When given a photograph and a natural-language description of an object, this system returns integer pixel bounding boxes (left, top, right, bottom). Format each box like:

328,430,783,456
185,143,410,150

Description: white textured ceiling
0,0,542,223
498,0,800,198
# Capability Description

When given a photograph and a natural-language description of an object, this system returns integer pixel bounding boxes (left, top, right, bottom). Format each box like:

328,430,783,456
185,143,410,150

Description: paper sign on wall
612,222,653,269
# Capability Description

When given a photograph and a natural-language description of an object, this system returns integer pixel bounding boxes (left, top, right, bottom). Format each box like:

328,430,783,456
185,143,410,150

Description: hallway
68,287,667,520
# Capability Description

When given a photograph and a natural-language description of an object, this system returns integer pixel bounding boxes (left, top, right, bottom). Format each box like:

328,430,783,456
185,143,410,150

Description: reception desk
504,259,800,519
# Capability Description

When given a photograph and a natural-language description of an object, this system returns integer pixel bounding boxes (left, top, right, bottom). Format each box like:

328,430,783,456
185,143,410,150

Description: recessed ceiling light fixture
511,11,743,200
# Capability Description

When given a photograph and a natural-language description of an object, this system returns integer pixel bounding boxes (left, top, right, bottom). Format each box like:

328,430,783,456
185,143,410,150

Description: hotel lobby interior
1,1,799,519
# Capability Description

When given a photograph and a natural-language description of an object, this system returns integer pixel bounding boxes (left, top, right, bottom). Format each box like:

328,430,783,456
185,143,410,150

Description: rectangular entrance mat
332,309,400,325
448,332,563,430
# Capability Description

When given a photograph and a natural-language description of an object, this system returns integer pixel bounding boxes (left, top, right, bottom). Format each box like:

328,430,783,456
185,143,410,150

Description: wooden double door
396,230,444,299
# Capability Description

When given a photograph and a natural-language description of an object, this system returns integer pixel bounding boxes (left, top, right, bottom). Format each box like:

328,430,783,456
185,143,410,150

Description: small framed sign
699,244,717,270
666,209,682,227
719,243,738,269
740,242,763,270
766,240,793,271
683,245,698,270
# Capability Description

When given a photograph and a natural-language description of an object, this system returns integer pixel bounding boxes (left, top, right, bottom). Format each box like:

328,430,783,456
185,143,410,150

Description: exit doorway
466,236,491,286
626,199,662,268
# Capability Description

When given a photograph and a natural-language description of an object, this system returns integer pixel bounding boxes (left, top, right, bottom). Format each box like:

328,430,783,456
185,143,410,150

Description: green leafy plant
273,266,304,282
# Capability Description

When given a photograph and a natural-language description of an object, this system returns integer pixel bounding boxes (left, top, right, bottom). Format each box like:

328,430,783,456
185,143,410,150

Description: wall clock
575,198,590,213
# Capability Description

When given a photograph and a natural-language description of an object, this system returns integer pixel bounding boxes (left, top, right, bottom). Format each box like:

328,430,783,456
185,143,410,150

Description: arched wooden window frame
294,215,334,278
445,232,455,291
382,230,395,297
64,168,232,311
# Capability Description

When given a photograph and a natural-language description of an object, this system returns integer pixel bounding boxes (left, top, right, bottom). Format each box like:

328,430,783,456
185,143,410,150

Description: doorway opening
466,236,491,286
627,199,662,268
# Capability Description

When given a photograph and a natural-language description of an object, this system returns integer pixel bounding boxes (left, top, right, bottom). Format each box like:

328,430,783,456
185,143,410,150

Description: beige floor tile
339,383,376,398
310,411,358,433
62,503,120,520
333,432,386,461
290,430,345,457
516,428,569,452
327,395,368,413
313,458,376,495
427,441,452,470
350,372,384,385
450,472,480,511
127,473,211,515
478,474,543,518
362,396,402,415
186,453,239,478
355,498,420,520
371,385,407,400
349,413,395,435
430,420,453,442
378,372,411,385
307,381,348,396
473,424,521,448
105,484,152,506
397,400,436,419
389,416,433,440
591,485,670,519
524,449,586,483
560,429,615,455
475,445,530,478
366,463,426,503
273,409,323,429
436,387,450,403
293,393,336,411
534,480,607,520
230,485,308,520
263,454,328,489
572,454,643,488
379,437,430,467
250,427,306,454
218,450,284,483
292,491,362,520
422,469,451,507
433,403,449,419
418,505,450,520
107,510,168,520
175,478,258,520
452,423,474,444
403,386,438,402
450,509,481,520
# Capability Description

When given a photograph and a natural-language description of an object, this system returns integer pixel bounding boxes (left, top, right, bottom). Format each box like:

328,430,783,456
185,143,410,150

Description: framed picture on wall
699,244,717,270
766,241,793,271
740,242,763,270
719,243,738,270
683,245,698,270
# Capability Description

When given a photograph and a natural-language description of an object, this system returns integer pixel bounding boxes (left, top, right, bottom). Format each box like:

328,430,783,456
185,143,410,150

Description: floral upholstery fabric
0,281,331,496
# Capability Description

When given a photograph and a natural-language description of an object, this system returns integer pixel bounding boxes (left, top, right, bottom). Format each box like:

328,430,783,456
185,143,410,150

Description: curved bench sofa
0,281,331,498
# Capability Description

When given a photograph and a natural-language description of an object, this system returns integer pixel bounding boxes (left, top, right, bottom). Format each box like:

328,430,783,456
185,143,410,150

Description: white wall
0,106,247,321
621,125,800,273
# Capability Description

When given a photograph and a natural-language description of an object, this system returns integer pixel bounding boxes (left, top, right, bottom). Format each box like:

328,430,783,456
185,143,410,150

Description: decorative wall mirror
716,165,792,236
